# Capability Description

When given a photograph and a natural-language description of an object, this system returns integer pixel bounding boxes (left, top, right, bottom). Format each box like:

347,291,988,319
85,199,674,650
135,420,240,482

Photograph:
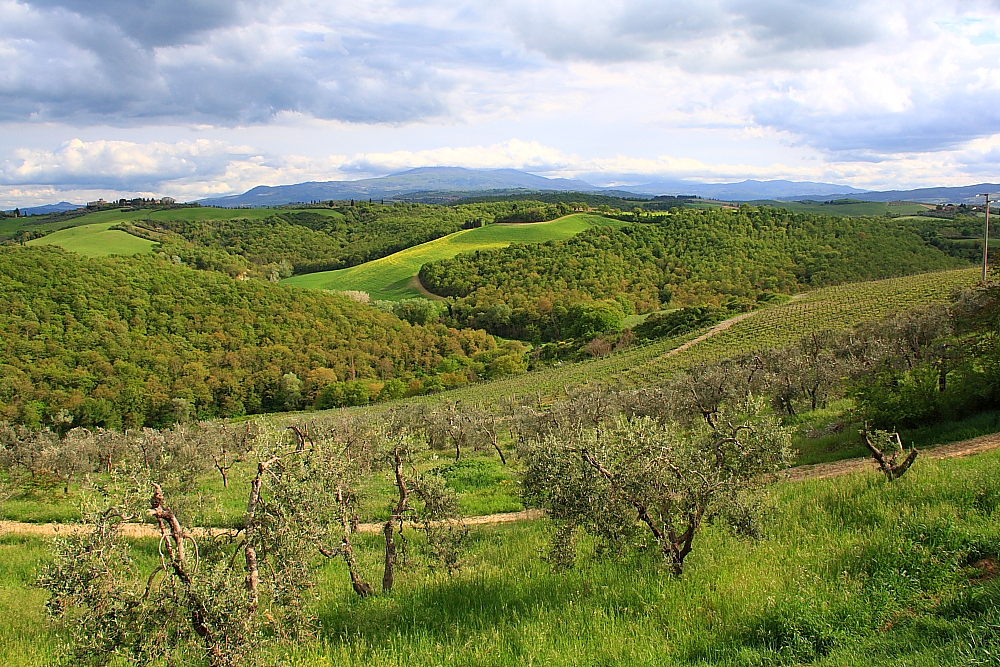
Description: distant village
86,197,176,209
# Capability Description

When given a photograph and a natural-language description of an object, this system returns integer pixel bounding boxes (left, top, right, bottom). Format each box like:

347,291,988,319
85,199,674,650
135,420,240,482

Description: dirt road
2,433,998,538
785,431,1000,482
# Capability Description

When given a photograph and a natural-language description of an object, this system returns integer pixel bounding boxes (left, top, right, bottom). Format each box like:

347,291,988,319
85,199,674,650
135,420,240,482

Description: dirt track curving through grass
661,311,758,359
785,431,1000,482
3,433,999,538
0,509,547,539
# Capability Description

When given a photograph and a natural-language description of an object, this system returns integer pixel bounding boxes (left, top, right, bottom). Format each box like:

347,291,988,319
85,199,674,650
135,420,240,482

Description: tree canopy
421,206,965,340
0,246,506,429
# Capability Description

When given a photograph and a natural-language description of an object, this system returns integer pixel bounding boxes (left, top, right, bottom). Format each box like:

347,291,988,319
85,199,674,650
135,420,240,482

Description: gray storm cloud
0,0,455,125
0,0,998,190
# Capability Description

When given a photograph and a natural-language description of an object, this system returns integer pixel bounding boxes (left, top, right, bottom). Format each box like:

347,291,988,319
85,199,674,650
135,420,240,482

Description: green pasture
283,213,618,300
1,447,523,528
24,222,157,257
2,450,998,666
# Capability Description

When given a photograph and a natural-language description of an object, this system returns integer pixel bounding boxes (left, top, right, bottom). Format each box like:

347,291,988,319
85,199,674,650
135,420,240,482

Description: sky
1,0,1000,207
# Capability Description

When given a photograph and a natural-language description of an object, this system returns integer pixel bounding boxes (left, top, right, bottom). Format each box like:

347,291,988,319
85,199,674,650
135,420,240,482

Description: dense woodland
0,246,528,430
421,206,965,340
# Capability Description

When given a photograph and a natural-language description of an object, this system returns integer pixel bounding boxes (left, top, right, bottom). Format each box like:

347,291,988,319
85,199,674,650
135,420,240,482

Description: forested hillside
420,206,965,340
0,246,517,429
137,200,571,277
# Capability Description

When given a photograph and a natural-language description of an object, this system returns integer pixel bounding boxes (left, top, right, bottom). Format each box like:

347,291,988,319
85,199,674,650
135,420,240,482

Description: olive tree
38,433,319,667
521,397,792,575
296,411,468,596
37,414,467,666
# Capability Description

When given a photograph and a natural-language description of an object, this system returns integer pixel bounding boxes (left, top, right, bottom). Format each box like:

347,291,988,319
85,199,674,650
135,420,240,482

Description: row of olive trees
34,411,467,667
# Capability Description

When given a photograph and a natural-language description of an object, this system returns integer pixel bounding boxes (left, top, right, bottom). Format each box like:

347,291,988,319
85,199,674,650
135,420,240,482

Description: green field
283,214,618,300
2,450,998,666
24,222,157,257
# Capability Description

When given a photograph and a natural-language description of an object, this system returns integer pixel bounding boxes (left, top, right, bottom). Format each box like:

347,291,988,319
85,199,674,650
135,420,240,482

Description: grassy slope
283,213,616,300
2,451,998,666
24,222,157,257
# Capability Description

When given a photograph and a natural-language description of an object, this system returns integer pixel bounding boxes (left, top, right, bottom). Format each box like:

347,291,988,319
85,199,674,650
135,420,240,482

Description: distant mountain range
197,167,999,208
843,184,1000,205
12,170,998,213
15,201,82,216
612,178,868,200
198,167,598,207
197,167,868,207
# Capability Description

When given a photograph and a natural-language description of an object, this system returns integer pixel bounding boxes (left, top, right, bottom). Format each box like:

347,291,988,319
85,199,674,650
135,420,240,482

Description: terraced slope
24,222,157,257
282,213,617,300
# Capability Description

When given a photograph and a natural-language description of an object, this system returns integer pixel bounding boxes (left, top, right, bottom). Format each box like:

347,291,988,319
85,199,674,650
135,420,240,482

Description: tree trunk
243,457,277,614
334,487,373,597
383,448,410,593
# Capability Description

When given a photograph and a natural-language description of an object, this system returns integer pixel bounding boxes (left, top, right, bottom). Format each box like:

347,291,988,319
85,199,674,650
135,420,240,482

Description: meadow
283,213,618,300
24,222,157,257
1,450,997,666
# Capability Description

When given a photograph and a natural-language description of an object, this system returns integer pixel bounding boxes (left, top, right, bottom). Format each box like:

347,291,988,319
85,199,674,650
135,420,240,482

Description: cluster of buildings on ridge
86,197,176,209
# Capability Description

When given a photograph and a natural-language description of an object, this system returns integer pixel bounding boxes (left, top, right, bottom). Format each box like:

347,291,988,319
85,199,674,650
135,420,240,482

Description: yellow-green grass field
2,451,998,666
25,222,157,257
283,213,619,300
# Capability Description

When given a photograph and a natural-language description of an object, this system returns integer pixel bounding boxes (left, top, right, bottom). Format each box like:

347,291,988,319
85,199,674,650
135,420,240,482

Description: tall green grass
2,451,997,666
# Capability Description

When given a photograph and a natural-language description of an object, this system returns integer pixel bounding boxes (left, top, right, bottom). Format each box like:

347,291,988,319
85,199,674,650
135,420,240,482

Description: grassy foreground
283,214,617,300
24,222,157,257
1,451,997,666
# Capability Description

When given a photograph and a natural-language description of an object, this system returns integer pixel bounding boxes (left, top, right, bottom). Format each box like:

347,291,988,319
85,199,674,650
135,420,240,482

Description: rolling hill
282,213,617,300
24,222,157,257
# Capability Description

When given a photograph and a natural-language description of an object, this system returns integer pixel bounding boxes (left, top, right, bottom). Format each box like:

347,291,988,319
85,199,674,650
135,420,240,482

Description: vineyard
398,267,980,406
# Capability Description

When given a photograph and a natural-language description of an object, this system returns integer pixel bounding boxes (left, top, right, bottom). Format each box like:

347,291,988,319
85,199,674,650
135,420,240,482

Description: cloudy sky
2,0,1000,206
